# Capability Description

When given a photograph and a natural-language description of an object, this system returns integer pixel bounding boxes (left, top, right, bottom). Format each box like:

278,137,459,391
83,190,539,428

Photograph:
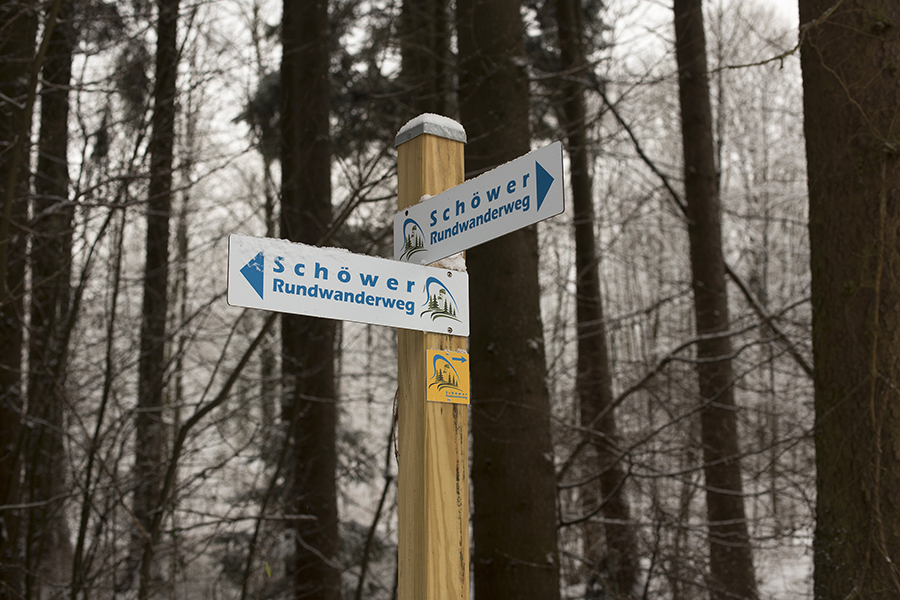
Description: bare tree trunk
555,0,639,596
457,0,561,598
126,0,179,596
799,1,900,598
0,2,38,597
672,0,757,598
399,0,452,117
25,2,75,597
280,1,341,599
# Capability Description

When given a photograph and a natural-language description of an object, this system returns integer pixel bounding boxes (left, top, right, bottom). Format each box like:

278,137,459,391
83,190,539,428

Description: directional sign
228,234,469,336
426,349,470,405
394,141,564,264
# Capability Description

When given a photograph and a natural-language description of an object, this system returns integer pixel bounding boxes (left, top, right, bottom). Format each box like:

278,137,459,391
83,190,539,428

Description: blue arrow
240,251,265,300
452,356,467,363
536,161,554,211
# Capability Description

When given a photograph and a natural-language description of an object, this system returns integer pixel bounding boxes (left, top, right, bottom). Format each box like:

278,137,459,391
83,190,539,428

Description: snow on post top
395,113,467,147
431,252,467,273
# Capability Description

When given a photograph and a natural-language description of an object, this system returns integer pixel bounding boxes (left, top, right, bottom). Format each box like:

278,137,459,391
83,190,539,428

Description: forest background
0,0,896,599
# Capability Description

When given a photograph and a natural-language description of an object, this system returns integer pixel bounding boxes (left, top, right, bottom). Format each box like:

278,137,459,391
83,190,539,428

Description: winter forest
1,0,899,599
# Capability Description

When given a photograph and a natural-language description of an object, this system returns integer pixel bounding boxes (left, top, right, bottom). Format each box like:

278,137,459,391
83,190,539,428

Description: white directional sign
394,141,564,264
228,234,469,336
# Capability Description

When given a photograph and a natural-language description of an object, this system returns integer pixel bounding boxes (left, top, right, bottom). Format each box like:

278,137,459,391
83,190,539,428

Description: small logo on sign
421,277,460,324
400,218,427,262
241,251,265,300
430,355,462,392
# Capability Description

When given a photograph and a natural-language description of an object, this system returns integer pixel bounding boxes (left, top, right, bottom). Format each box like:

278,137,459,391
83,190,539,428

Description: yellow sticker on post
426,349,470,405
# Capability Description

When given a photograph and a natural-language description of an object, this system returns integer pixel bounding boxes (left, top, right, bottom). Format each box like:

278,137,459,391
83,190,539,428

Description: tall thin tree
672,0,757,598
25,1,76,596
0,1,38,596
126,0,179,595
555,0,639,596
280,0,341,598
799,0,900,598
457,0,562,598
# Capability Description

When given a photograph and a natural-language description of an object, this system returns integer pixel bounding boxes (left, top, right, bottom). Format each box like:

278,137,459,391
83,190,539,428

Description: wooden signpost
227,113,564,600
395,115,469,600
393,118,564,600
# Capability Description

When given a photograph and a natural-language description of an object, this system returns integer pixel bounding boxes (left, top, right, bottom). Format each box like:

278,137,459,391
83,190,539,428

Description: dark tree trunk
798,1,900,598
280,1,340,599
457,0,561,598
672,0,757,598
0,2,38,597
128,0,179,595
555,0,639,596
399,0,452,117
24,2,75,597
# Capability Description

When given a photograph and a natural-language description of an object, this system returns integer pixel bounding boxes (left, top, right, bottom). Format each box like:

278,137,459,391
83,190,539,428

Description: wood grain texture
397,131,469,600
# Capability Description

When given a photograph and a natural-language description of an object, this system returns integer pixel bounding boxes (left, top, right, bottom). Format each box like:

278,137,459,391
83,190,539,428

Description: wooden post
396,117,469,600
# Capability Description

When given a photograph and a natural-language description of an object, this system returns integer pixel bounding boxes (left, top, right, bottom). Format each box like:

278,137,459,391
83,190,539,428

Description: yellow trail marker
426,349,470,405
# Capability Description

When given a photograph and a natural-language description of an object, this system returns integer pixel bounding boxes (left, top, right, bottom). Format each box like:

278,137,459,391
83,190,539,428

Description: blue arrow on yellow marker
536,161,554,211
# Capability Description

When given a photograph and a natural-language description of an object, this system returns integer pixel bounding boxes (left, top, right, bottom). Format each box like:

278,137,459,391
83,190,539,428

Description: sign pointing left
227,234,470,336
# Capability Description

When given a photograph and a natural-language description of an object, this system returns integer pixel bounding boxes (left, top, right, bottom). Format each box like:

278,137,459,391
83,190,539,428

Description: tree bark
280,1,341,599
0,2,38,597
555,0,639,596
798,1,900,598
128,0,179,596
672,0,757,598
457,0,561,598
399,0,452,117
25,2,75,597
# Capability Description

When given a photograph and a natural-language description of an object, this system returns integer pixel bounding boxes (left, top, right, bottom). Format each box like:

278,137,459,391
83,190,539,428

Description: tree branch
598,89,813,378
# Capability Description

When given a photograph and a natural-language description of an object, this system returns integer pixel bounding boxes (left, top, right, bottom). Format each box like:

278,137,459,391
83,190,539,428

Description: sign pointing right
536,160,554,211
394,141,565,264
